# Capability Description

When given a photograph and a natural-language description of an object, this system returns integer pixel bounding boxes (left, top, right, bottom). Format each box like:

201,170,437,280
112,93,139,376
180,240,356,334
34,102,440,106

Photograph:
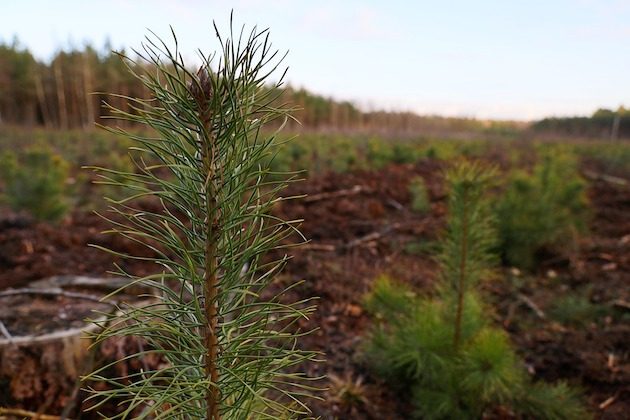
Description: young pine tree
363,161,589,419
85,21,317,419
438,161,497,349
0,147,69,222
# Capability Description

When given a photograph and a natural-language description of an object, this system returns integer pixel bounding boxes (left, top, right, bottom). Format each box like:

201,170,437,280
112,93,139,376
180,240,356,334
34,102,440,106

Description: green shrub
496,149,589,269
321,136,361,173
408,176,431,213
365,278,532,419
366,137,395,168
573,141,630,176
458,328,522,403
363,161,589,419
267,134,366,175
392,142,420,164
422,140,458,161
514,381,590,420
0,147,69,221
549,292,608,327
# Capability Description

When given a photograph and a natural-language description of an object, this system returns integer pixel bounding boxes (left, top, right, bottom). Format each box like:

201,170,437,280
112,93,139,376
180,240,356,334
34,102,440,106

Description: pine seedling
84,20,318,419
363,277,452,384
514,381,590,420
363,161,590,419
0,147,69,222
408,176,430,214
496,148,588,269
439,161,497,348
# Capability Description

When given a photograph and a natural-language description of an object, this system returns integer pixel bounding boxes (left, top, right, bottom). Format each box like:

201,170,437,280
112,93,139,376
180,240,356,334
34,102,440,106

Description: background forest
1,41,628,139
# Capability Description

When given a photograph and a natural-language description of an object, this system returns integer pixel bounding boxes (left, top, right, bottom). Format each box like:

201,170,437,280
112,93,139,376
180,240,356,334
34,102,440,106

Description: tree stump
0,276,148,417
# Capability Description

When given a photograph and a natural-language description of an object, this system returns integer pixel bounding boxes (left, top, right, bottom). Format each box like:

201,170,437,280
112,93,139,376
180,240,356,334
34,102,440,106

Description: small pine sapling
496,148,589,269
438,161,497,349
0,147,69,222
84,20,318,419
362,160,590,419
408,176,431,214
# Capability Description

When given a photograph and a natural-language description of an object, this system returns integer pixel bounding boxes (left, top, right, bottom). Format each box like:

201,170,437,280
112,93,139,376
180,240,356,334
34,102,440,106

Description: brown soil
0,159,628,419
0,212,157,291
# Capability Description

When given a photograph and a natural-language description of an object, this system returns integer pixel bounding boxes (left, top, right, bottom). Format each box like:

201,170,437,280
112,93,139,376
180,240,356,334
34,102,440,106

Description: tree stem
205,222,219,419
196,68,220,420
203,150,220,420
454,189,469,349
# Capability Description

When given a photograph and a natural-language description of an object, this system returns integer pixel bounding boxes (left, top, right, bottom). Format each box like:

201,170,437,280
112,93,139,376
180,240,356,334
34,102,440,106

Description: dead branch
612,299,630,310
304,185,371,203
582,169,629,186
599,394,618,410
299,223,402,252
385,198,405,211
517,293,546,319
0,317,109,346
29,275,132,291
0,288,117,306
0,321,13,342
300,243,337,252
345,223,401,249
0,407,62,420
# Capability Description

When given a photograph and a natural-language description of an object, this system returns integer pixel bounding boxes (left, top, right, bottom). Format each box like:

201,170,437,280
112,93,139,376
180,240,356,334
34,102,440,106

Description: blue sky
1,0,629,120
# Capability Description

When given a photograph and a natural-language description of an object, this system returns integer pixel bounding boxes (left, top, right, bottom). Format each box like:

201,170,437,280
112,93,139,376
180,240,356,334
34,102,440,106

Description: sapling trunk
453,187,469,349
192,67,221,420
440,162,496,349
203,169,220,420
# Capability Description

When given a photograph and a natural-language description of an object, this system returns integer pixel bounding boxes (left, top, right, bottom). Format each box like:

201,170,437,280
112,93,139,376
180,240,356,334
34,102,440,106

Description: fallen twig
0,407,62,420
0,321,13,342
0,317,109,346
29,275,132,291
385,198,405,211
516,293,546,319
300,243,337,252
345,223,401,249
0,288,117,306
304,185,371,203
599,394,618,410
612,299,630,310
582,169,629,186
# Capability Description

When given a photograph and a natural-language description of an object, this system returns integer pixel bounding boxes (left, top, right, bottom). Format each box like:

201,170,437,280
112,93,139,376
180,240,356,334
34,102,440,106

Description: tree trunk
83,55,95,130
54,60,68,129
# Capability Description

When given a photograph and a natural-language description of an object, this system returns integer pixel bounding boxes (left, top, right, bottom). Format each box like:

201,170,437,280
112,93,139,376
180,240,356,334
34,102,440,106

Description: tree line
532,108,630,139
0,41,517,136
0,41,143,129
2,41,624,138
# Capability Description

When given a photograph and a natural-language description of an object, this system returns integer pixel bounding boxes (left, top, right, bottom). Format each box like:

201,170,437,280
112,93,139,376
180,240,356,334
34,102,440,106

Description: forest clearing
1,6,629,420
0,127,628,418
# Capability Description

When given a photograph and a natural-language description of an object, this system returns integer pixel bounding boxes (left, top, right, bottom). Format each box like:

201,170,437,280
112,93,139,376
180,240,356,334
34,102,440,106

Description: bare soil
0,159,628,419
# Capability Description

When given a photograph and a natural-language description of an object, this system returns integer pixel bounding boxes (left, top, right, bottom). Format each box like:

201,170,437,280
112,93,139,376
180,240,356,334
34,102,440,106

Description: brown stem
0,407,60,420
454,189,469,349
204,209,220,420
193,67,220,420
